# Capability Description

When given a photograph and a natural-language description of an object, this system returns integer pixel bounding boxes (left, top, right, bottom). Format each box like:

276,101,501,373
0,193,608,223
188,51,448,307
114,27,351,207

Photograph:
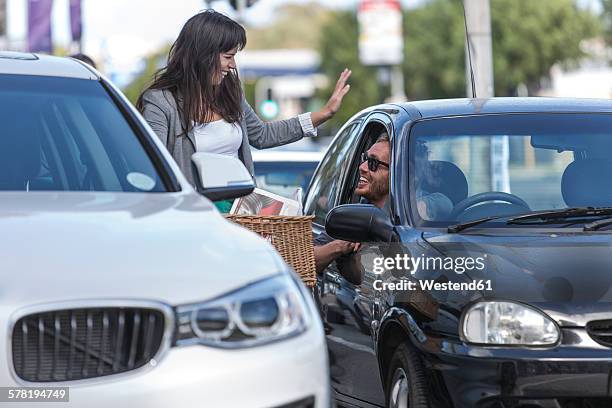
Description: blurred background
0,0,610,138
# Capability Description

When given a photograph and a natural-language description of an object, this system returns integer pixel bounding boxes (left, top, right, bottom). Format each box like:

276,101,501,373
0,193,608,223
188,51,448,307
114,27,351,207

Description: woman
137,10,351,211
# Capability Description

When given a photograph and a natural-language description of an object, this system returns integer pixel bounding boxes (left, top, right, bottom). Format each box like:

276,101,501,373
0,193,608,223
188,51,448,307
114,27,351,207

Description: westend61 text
373,279,493,292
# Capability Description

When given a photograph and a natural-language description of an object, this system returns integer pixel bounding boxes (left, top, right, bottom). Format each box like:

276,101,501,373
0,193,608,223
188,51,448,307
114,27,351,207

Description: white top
193,119,243,159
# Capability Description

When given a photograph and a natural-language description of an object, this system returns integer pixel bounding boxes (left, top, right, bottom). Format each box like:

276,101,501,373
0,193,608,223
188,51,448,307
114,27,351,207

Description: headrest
419,160,468,205
561,159,612,207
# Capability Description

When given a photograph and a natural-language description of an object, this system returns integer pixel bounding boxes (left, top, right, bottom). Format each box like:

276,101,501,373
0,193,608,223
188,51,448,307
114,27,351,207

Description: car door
306,113,395,407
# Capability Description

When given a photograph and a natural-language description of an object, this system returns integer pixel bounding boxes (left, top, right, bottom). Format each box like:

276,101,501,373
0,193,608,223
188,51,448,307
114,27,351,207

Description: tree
490,0,600,95
600,0,612,47
246,3,331,49
317,11,389,127
318,0,600,128
122,47,169,105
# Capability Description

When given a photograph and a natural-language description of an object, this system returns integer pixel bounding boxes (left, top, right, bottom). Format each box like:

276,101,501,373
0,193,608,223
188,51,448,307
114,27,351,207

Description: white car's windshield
0,74,165,192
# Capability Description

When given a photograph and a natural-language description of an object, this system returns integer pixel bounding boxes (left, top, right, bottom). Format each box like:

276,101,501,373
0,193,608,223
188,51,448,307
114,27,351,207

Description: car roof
251,150,323,163
399,97,612,119
0,51,98,80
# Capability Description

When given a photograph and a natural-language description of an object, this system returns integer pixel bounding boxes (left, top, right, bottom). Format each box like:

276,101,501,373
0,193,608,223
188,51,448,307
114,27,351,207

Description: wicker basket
225,215,317,287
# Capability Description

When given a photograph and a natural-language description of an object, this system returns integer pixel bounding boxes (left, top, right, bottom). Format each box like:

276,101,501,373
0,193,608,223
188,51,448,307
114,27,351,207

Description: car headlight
174,274,310,348
461,301,560,346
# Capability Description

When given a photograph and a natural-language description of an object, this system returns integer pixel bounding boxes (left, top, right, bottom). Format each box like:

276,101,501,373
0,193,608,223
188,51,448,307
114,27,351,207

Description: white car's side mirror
191,153,255,201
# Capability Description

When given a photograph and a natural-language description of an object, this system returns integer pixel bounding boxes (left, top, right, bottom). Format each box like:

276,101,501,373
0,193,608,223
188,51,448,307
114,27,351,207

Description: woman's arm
141,91,172,149
242,100,304,149
244,69,352,149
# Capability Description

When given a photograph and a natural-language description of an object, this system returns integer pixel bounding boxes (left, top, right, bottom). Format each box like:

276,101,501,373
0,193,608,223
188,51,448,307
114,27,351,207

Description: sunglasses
361,152,389,172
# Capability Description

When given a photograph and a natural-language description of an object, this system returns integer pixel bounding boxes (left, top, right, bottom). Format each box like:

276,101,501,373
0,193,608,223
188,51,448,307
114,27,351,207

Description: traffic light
228,0,258,9
259,88,279,120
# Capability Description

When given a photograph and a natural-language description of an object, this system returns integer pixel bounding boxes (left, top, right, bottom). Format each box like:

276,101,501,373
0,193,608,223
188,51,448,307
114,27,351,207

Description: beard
362,176,388,203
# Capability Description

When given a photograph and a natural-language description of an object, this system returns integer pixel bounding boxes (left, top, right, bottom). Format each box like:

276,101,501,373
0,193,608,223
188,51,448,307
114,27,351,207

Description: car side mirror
325,204,396,243
191,153,255,201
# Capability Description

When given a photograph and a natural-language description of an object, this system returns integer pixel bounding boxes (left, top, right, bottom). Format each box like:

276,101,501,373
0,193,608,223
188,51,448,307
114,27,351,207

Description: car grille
12,307,166,382
586,319,612,347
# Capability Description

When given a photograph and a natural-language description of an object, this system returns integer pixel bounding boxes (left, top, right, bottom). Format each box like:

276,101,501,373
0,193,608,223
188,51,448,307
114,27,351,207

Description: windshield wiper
447,215,509,233
584,217,612,231
507,207,612,225
447,207,612,233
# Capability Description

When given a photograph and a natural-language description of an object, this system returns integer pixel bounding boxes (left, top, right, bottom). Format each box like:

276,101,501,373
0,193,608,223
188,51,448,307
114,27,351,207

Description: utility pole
0,0,6,50
234,0,247,23
463,0,494,98
464,0,509,193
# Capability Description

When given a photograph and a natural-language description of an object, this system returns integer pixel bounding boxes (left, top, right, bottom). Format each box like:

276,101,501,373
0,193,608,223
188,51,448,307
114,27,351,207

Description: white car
0,52,329,408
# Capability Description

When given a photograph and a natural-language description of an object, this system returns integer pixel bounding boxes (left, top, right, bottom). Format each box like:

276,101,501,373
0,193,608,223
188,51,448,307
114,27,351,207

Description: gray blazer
141,89,306,185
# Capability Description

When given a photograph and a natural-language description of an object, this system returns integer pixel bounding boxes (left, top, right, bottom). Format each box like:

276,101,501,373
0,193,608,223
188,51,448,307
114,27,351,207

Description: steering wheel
449,191,530,219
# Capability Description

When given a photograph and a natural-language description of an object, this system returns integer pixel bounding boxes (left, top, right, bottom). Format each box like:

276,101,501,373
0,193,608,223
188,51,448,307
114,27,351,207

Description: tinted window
409,113,612,226
0,75,165,192
254,161,318,199
304,122,359,225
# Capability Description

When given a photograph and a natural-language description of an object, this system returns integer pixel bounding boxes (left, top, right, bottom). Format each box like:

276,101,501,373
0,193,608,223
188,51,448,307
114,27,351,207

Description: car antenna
461,0,477,99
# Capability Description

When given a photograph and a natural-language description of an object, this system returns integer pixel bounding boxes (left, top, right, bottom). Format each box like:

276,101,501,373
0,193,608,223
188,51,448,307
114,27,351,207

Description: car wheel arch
377,320,410,387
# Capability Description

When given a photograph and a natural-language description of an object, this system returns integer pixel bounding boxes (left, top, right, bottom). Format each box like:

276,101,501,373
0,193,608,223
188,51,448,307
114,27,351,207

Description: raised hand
311,68,352,127
324,68,352,116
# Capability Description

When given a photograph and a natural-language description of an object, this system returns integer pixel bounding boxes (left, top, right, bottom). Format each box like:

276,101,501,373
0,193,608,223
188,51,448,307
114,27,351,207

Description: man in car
313,134,453,279
313,133,390,278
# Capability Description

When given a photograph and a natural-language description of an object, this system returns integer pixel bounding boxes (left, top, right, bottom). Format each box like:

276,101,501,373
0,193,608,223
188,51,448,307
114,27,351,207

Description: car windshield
254,161,318,198
409,113,612,227
0,74,166,192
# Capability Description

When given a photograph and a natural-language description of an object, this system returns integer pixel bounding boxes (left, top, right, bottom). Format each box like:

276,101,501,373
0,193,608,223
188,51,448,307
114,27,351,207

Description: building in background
539,39,612,99
237,48,328,121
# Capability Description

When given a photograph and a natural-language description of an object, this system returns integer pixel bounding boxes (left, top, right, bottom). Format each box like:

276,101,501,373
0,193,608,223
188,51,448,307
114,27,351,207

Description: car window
254,161,318,199
0,74,166,192
408,113,612,226
340,120,391,206
304,122,360,225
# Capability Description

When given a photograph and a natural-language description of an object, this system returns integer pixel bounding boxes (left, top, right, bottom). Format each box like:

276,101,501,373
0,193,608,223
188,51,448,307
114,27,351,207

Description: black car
304,98,612,408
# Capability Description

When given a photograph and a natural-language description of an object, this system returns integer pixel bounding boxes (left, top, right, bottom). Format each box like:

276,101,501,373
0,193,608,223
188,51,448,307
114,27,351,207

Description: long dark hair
137,10,246,133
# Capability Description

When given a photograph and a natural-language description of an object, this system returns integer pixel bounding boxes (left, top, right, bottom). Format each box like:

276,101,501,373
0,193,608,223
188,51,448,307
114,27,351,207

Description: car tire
386,343,430,408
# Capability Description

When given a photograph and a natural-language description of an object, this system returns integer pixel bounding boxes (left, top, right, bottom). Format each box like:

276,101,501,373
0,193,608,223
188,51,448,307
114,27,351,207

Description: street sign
357,0,404,66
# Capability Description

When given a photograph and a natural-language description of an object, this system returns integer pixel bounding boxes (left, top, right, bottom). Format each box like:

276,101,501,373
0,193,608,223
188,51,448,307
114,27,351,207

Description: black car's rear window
0,74,166,192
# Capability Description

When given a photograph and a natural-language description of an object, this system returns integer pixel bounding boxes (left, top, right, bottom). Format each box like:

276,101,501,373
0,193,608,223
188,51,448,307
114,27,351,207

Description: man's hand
311,68,352,127
331,240,360,256
314,239,360,274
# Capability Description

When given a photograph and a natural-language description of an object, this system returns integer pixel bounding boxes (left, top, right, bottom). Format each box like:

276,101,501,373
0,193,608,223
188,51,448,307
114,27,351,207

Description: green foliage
600,0,612,46
122,46,169,105
403,0,466,99
246,3,332,49
491,0,600,94
319,0,601,128
317,11,389,127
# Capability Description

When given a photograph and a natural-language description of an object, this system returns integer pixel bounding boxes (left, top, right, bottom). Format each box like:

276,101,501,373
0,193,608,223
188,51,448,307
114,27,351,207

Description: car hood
0,192,285,310
419,229,612,326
